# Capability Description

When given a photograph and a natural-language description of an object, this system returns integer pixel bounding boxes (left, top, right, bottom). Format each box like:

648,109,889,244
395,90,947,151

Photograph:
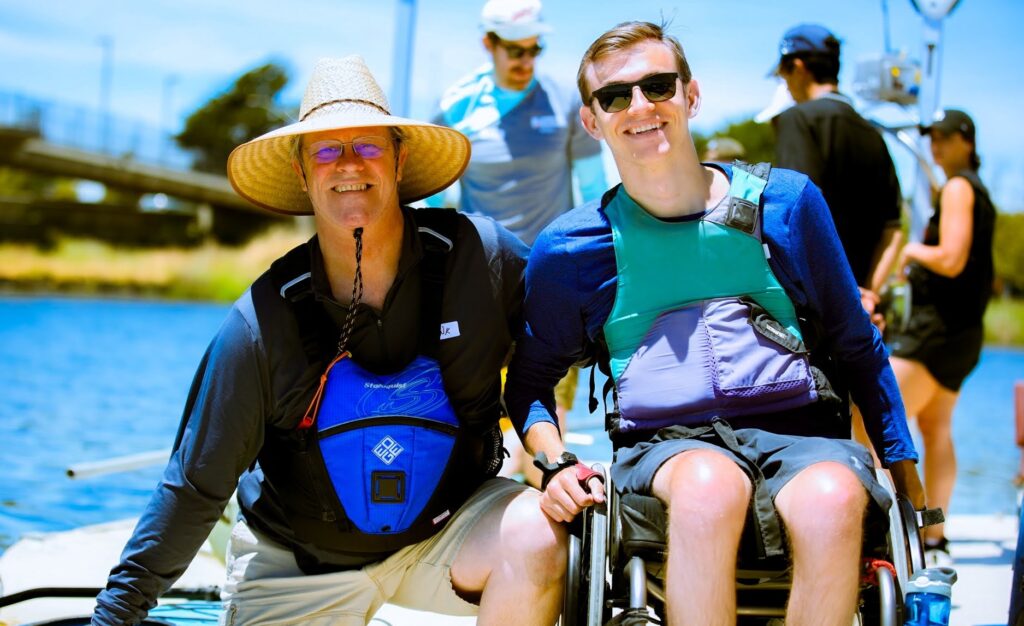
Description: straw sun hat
228,55,470,216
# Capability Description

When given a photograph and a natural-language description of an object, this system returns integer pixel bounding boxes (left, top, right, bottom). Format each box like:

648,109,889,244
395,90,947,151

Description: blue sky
1,0,1022,211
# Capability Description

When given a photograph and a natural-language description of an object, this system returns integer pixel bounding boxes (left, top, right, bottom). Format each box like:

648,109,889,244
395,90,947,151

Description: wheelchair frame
563,464,926,626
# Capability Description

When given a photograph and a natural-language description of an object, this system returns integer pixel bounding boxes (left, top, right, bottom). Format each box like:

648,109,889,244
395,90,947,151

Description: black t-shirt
774,93,902,286
908,169,996,330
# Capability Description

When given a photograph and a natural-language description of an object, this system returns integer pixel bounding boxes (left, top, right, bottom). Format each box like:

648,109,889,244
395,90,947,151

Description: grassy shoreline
2,233,1023,346
0,229,311,303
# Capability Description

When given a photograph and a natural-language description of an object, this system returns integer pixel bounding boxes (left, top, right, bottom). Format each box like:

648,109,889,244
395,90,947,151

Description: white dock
946,513,1018,626
0,514,1017,625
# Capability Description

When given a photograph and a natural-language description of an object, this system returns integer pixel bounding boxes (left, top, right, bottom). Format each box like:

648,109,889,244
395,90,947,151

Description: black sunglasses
497,39,543,60
590,72,679,113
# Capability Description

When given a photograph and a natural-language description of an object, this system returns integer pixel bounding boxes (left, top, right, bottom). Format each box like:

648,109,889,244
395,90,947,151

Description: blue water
0,295,1022,551
0,296,228,549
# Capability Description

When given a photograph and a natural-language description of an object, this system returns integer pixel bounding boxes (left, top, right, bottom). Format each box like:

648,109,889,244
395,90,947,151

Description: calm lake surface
1,295,1022,550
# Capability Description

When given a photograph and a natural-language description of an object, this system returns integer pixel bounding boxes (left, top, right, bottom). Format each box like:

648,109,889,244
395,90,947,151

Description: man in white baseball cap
431,0,605,245
431,0,607,486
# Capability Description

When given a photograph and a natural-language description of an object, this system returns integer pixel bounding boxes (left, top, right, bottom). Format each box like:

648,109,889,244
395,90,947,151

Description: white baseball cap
480,0,552,40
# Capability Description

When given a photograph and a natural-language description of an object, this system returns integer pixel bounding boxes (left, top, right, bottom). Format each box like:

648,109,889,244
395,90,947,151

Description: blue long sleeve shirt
504,164,917,467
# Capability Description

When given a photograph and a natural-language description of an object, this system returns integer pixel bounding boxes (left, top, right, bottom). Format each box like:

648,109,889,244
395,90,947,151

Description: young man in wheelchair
504,21,926,626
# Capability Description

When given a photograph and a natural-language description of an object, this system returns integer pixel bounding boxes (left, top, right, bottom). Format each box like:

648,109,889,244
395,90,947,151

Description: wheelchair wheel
562,465,611,626
858,562,899,626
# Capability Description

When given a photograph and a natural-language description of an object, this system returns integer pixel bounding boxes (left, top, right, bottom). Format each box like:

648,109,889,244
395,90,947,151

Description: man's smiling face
580,39,700,167
293,126,407,231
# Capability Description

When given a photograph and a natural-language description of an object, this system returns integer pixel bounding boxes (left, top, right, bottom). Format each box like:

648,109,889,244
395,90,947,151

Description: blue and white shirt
431,64,605,245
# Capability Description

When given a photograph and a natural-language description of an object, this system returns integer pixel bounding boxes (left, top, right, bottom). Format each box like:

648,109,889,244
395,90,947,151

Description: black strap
413,209,459,359
734,160,771,182
270,239,336,367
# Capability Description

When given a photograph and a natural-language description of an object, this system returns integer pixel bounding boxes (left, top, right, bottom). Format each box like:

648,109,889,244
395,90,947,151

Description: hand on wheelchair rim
539,463,606,523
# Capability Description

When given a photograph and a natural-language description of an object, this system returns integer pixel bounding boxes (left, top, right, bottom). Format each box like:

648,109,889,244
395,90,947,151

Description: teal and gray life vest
261,209,484,557
602,162,836,434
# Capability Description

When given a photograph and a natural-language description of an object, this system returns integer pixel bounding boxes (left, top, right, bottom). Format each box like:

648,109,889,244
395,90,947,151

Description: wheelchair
563,463,929,626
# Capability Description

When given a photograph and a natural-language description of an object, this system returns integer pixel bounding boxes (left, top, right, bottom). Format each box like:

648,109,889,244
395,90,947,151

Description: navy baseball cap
771,24,840,76
920,109,976,142
779,24,841,57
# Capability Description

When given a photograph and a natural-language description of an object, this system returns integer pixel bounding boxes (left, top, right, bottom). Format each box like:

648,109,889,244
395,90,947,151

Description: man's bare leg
451,489,567,625
652,450,752,626
775,462,868,626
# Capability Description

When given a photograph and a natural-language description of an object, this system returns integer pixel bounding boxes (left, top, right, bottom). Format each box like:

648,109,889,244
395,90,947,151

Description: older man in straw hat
92,56,568,626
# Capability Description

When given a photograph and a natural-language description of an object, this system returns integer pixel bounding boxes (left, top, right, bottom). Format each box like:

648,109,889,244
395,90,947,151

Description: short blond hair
577,21,692,104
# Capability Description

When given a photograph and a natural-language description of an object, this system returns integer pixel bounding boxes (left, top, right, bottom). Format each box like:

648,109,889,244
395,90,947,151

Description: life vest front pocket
615,298,817,432
319,419,457,534
308,354,462,537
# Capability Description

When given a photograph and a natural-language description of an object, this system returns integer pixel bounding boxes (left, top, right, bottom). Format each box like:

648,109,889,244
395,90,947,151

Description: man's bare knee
777,462,869,537
502,492,568,580
654,450,751,521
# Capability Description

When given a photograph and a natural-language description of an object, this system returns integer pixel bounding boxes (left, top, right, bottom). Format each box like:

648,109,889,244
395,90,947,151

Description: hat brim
227,105,470,216
489,22,552,41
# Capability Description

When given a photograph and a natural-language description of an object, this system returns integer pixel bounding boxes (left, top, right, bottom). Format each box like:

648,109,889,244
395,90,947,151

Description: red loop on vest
298,352,349,430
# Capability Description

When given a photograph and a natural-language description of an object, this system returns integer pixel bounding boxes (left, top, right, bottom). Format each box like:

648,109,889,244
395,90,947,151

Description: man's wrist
533,451,579,490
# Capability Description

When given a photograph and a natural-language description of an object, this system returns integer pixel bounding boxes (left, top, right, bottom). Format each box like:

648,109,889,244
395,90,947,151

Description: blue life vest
601,163,838,434
265,209,484,558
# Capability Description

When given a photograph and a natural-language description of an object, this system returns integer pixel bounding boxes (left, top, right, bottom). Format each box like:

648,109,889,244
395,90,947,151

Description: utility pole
98,35,114,154
160,74,178,165
908,0,962,240
390,0,417,117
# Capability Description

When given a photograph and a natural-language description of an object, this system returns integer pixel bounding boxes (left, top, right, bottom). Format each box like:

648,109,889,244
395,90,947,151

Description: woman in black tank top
888,109,995,564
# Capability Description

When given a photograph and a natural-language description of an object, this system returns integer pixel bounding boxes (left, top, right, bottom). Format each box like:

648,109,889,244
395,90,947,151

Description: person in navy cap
771,24,903,316
772,24,907,465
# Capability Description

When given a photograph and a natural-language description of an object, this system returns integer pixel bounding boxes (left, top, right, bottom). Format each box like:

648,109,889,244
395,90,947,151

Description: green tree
695,118,776,164
994,211,1024,295
176,62,291,174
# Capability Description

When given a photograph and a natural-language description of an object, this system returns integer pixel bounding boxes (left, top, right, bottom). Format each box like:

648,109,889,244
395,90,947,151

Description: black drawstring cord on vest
298,227,363,430
336,227,364,356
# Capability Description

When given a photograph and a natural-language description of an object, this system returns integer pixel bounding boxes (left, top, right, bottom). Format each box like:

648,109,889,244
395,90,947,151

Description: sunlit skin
580,40,699,171
484,35,540,91
929,129,973,177
291,126,407,233
778,60,811,102
290,126,408,310
577,39,728,221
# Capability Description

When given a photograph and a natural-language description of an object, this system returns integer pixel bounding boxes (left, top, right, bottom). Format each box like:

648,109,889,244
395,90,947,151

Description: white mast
908,0,963,240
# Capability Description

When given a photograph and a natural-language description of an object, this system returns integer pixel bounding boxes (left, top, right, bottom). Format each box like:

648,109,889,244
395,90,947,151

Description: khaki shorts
553,365,580,410
221,478,529,626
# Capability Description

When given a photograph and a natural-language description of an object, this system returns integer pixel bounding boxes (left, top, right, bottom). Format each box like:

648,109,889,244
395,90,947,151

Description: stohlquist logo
373,436,404,465
365,382,408,390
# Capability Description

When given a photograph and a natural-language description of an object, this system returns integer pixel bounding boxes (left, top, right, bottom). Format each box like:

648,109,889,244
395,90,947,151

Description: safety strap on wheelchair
660,418,786,559
709,418,785,558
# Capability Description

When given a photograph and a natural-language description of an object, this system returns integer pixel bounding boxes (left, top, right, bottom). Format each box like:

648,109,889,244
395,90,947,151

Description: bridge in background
0,90,283,245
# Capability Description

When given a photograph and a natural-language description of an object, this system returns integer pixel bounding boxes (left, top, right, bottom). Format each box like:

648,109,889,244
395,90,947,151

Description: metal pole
909,17,943,243
98,35,114,154
390,0,417,117
160,74,178,164
66,448,171,479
